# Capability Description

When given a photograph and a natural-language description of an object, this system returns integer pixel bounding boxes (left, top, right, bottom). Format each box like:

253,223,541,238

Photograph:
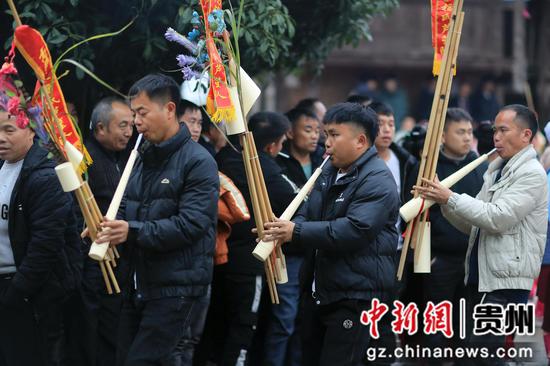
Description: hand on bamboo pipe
96,218,129,245
413,176,453,205
81,227,89,239
255,218,295,243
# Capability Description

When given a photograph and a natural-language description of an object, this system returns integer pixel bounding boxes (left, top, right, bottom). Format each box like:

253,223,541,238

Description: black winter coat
276,143,323,189
276,144,322,257
86,135,129,214
1,143,81,309
216,143,297,275
292,147,399,305
121,124,219,300
389,142,418,204
84,135,131,291
429,150,487,258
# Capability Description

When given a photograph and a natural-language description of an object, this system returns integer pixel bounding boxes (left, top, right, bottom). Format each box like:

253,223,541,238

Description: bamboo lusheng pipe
246,133,288,285
6,0,119,293
253,155,331,261
56,166,120,294
397,0,464,280
239,133,279,303
400,148,497,223
413,9,465,265
89,134,143,261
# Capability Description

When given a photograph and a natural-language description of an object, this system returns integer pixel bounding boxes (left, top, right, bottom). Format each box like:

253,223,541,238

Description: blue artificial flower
191,11,201,26
164,27,197,54
181,66,200,81
197,52,209,65
176,54,197,68
208,9,226,35
188,28,200,42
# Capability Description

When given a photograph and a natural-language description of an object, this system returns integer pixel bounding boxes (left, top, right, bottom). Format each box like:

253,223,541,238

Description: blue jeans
264,255,303,366
173,285,211,366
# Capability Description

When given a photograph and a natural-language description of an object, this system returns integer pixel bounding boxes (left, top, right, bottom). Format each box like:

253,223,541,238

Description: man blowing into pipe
95,74,219,366
261,102,399,366
417,104,548,365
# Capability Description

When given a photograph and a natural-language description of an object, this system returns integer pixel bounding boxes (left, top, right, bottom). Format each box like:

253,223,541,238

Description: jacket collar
87,134,120,162
279,142,323,169
438,148,478,166
325,146,379,186
487,144,536,179
141,123,191,163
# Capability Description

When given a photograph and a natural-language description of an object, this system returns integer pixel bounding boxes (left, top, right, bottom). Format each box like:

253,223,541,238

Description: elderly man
417,104,548,365
80,96,134,366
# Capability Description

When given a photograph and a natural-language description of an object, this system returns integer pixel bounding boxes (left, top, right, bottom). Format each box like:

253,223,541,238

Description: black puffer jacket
86,135,129,214
84,135,131,291
430,150,487,258
121,124,219,300
389,142,418,204
216,142,297,275
2,143,81,308
276,142,323,189
292,147,399,305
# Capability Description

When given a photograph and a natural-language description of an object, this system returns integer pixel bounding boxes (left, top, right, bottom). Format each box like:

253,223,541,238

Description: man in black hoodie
207,112,296,366
263,103,399,366
0,108,80,365
423,108,487,357
96,74,219,365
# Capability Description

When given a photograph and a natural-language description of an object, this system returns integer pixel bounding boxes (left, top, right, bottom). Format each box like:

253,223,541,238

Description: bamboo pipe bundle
5,0,118,294
89,134,143,261
252,155,331,262
397,0,465,280
56,161,121,295
239,132,280,304
399,148,496,223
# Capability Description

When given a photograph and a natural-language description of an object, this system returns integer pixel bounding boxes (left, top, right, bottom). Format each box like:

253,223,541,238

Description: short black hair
402,125,427,160
248,112,290,150
201,110,214,132
294,98,321,114
89,96,127,131
368,101,394,117
445,108,473,130
128,74,180,111
346,94,372,106
285,108,318,127
323,102,379,144
500,104,538,142
475,120,495,155
177,99,201,119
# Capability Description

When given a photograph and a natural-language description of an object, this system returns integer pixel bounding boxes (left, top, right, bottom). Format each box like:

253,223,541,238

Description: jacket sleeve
267,172,297,218
443,169,547,234
293,170,398,252
440,199,473,234
11,170,71,297
130,156,219,252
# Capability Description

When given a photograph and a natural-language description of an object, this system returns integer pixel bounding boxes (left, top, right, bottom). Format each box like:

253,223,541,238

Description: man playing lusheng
417,104,548,365
262,102,399,366
96,74,219,366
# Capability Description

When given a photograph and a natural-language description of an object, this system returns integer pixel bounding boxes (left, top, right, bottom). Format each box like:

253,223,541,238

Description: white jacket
442,145,548,292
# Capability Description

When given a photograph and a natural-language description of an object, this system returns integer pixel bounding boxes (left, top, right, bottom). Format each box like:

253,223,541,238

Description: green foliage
1,0,397,116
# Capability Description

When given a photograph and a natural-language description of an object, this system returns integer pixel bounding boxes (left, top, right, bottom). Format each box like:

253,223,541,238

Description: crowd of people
1,71,549,366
